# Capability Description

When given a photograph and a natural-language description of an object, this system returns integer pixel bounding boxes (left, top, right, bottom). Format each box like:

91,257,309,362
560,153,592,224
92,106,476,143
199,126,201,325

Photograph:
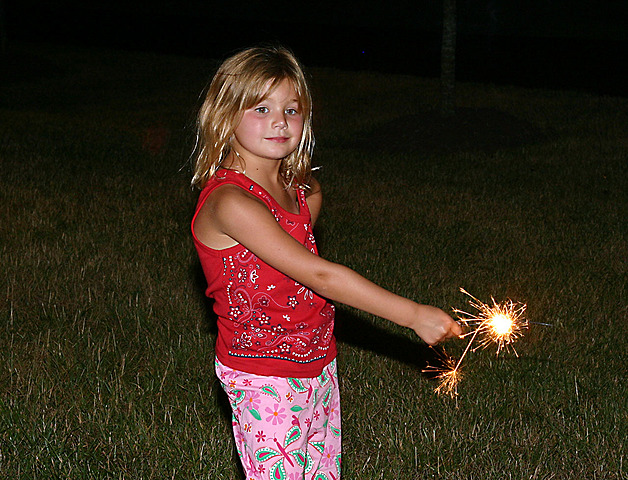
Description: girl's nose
273,113,287,129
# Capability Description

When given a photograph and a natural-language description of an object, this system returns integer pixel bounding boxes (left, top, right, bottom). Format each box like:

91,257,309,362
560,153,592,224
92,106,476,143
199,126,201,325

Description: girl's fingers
451,320,464,337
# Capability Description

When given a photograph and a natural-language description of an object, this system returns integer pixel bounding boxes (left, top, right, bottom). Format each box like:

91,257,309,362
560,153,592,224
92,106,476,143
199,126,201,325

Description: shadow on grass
334,308,448,379
191,262,218,336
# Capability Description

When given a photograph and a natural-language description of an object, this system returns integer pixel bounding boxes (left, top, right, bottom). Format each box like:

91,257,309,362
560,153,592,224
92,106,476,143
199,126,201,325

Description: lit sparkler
454,288,528,356
424,288,529,397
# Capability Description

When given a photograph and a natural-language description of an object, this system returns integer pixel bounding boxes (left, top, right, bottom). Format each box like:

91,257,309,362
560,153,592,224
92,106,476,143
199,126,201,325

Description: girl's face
231,79,304,165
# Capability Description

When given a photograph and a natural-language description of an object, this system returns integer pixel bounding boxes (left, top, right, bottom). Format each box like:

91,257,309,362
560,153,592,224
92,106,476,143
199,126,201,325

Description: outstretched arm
195,185,461,345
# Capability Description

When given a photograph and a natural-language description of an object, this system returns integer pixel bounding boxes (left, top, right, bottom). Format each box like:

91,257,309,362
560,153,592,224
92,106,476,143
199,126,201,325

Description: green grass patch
1,43,626,479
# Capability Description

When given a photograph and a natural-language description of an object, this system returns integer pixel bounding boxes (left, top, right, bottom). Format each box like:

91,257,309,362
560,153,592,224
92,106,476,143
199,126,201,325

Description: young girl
191,46,461,480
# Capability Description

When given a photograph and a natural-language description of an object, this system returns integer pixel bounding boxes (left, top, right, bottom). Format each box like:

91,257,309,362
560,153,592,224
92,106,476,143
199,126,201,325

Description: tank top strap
199,169,270,207
206,169,310,220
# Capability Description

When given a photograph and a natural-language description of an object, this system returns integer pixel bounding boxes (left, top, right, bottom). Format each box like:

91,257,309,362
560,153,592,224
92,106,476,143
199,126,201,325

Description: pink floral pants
216,358,342,480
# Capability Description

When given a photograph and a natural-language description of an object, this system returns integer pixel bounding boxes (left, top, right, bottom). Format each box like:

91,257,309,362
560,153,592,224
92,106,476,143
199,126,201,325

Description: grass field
1,43,626,479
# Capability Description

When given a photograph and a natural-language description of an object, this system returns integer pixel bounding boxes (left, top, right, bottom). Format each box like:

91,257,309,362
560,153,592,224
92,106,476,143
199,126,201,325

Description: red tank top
191,170,336,377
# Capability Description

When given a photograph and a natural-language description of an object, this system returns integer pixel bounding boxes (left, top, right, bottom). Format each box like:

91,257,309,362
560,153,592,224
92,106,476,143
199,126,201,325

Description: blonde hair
192,46,314,190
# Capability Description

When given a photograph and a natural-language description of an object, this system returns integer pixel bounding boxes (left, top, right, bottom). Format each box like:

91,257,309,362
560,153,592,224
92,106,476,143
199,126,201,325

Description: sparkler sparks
424,288,529,397
454,288,528,356
423,349,462,398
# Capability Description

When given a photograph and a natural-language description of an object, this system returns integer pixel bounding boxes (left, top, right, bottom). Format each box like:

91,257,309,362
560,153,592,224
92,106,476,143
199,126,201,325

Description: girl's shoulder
202,181,266,218
305,176,321,198
193,180,271,251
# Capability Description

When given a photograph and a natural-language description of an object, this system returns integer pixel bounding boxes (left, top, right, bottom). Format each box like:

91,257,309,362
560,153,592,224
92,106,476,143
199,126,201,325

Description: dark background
4,0,628,96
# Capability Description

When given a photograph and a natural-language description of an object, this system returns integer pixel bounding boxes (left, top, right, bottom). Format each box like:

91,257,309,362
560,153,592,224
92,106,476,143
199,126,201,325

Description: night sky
5,0,628,95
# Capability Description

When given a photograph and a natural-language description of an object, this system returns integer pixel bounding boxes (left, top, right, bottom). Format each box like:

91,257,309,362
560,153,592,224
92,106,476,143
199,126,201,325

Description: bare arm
195,185,461,345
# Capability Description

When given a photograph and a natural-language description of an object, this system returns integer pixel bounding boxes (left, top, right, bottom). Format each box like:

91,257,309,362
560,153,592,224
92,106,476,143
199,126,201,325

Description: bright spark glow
454,288,528,356
490,314,513,335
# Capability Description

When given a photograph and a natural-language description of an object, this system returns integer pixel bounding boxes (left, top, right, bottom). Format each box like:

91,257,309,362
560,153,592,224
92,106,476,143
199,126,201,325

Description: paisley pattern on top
192,169,337,377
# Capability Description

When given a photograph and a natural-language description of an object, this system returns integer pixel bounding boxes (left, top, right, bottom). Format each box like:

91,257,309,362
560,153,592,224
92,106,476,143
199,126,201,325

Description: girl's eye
286,108,299,115
254,106,269,114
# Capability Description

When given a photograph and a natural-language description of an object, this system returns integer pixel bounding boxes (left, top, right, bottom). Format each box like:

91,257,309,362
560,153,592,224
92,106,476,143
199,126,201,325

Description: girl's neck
223,150,299,214
224,150,287,191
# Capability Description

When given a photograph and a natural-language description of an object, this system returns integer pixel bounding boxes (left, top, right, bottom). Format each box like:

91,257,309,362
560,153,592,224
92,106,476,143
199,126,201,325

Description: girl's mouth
266,137,289,143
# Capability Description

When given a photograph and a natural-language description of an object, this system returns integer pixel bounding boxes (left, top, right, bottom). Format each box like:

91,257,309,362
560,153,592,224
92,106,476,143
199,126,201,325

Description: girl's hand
411,305,463,346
